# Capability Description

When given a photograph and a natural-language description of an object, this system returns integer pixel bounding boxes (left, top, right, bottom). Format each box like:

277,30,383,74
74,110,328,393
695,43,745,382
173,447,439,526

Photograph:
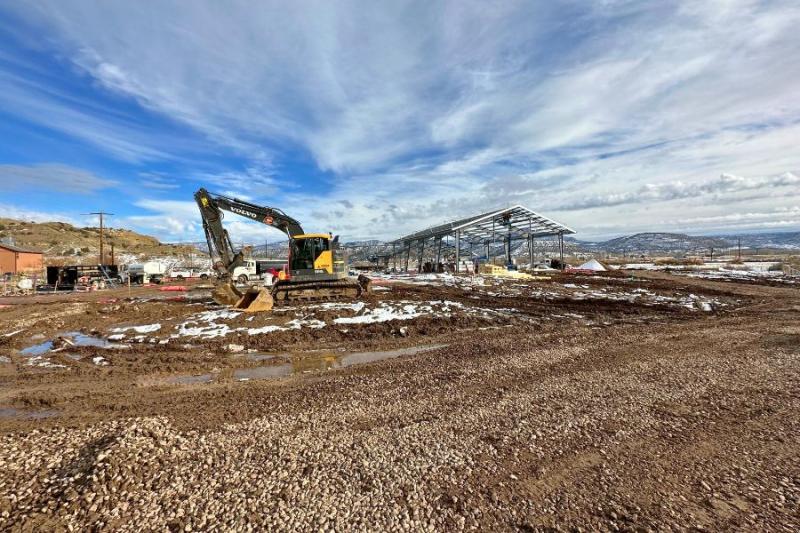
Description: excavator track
271,276,370,303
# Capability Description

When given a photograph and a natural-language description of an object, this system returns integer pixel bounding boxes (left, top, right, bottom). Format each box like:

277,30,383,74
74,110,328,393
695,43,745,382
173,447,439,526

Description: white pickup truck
167,267,213,280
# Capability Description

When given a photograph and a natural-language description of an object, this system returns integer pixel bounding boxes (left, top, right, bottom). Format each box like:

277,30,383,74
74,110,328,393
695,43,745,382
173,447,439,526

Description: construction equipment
194,188,370,312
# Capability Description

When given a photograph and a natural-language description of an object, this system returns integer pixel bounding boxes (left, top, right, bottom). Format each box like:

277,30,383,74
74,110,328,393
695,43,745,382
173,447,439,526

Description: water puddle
338,345,446,366
0,407,59,420
159,345,448,385
20,332,111,355
21,341,54,356
166,373,214,385
235,344,448,381
244,353,287,362
71,333,110,348
234,366,292,380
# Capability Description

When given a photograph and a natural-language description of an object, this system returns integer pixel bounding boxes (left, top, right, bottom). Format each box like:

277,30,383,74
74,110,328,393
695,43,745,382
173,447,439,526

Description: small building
0,243,44,275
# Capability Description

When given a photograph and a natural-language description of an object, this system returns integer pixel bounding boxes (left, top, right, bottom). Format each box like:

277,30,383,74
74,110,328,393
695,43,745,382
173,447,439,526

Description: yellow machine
194,188,369,311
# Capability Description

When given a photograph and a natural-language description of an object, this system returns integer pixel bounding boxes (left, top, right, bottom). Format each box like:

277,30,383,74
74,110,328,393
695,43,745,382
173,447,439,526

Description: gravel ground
0,272,798,531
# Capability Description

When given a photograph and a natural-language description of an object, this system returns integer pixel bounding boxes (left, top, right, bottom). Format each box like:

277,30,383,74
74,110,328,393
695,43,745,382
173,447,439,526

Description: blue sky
0,0,798,242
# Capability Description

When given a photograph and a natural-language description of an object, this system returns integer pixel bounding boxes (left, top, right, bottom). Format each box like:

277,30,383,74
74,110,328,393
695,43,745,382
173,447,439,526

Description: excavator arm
194,188,304,311
194,188,304,279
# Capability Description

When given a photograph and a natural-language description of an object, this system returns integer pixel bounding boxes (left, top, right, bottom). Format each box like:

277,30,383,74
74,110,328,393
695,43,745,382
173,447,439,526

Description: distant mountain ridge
582,231,800,253
591,232,732,253
717,231,800,250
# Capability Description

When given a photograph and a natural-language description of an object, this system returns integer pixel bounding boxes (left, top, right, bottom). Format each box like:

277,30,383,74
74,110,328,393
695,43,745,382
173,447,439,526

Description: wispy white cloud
0,163,115,193
2,0,800,239
138,172,180,190
558,172,800,210
125,198,288,244
0,203,79,224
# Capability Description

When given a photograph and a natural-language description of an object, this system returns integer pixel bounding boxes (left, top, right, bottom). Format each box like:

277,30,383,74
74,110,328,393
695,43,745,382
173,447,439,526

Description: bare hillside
0,218,198,260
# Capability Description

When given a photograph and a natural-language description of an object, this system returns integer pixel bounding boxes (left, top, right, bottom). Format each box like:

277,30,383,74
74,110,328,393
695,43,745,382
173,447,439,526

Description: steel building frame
388,205,575,272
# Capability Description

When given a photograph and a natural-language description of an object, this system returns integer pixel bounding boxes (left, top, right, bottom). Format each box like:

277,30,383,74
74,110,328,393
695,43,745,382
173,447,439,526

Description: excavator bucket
234,287,274,313
212,282,243,306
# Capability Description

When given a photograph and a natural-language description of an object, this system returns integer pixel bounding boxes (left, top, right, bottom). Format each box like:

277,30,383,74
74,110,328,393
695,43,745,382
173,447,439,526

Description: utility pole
737,238,741,261
83,212,114,265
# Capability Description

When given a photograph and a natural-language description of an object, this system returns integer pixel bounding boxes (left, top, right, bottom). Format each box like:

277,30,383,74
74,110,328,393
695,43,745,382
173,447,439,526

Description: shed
0,243,44,275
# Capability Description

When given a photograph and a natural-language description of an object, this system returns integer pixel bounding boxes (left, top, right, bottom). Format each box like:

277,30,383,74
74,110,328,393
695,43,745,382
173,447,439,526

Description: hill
597,232,733,253
0,218,199,260
720,231,800,251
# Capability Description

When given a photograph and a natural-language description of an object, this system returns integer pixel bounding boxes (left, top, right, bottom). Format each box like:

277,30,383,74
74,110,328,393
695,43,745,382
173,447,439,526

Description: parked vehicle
119,262,167,284
167,266,213,280
232,259,280,285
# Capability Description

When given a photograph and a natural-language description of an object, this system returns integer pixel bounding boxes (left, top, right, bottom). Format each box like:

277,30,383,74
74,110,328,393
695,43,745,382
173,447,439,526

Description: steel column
455,230,461,273
529,234,534,268
505,224,512,267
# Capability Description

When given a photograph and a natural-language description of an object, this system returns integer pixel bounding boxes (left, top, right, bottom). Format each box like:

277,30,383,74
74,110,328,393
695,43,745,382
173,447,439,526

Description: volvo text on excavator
194,188,370,312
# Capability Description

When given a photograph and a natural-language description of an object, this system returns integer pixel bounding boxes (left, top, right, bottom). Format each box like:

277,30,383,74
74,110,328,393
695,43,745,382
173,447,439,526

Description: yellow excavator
194,188,370,312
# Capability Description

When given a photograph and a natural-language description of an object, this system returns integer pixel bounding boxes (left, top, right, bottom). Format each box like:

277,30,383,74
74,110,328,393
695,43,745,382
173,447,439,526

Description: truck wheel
237,274,248,284
176,275,184,280
200,274,209,280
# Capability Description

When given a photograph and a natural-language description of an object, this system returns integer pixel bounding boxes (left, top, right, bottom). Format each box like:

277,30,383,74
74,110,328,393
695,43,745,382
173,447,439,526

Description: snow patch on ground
331,299,497,325
315,302,366,312
334,303,423,324
26,356,66,369
110,323,162,334
172,309,244,339
246,318,326,335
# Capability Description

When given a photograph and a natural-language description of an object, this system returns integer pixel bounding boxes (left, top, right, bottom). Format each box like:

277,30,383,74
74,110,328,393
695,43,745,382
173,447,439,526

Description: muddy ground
0,271,798,531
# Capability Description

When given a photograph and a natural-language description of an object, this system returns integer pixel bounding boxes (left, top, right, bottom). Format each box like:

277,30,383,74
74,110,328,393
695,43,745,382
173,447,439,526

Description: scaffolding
388,205,575,272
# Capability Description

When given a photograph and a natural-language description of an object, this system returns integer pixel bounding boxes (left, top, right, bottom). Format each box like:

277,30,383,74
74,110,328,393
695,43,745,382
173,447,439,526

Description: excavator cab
286,234,345,281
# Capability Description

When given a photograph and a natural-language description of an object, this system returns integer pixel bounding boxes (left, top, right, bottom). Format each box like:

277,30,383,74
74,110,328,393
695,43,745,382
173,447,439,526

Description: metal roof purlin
393,205,574,244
